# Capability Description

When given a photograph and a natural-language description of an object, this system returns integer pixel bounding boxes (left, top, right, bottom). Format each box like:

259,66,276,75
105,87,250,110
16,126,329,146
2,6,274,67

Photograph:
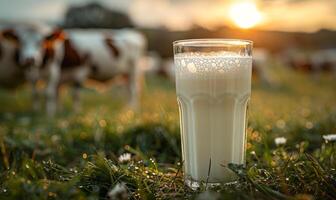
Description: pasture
0,62,335,199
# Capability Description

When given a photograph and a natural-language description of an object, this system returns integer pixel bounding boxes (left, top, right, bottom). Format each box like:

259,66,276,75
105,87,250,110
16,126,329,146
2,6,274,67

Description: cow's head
1,26,64,68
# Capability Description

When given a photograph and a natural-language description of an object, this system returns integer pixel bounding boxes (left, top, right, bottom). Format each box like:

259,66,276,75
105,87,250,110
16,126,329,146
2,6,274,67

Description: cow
281,48,336,79
281,48,313,72
1,22,65,112
1,25,146,116
53,28,146,114
311,49,336,77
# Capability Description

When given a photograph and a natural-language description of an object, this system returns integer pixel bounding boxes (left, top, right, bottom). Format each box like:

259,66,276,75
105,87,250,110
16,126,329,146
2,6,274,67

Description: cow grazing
54,29,146,114
2,25,146,116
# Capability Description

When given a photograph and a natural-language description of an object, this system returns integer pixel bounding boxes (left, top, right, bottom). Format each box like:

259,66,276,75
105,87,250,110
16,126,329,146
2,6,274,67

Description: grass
0,63,335,199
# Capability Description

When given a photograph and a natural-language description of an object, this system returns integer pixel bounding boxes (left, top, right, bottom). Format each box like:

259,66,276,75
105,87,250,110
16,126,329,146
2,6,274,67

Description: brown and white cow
52,29,146,114
0,23,63,112
2,25,146,116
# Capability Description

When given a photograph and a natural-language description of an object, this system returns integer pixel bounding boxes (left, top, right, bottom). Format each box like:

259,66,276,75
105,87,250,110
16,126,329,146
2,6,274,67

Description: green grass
0,64,335,199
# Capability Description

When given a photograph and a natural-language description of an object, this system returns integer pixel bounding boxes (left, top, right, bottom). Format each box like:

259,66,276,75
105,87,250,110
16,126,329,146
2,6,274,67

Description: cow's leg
25,67,41,111
71,65,90,113
56,83,63,112
31,79,40,111
46,63,60,117
72,82,82,113
128,59,142,110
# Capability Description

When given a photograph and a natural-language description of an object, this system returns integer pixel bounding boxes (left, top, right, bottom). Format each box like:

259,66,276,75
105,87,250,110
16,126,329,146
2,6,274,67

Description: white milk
175,52,252,183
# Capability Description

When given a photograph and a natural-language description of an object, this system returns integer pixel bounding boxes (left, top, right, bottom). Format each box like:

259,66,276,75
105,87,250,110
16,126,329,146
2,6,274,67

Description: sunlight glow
229,2,262,29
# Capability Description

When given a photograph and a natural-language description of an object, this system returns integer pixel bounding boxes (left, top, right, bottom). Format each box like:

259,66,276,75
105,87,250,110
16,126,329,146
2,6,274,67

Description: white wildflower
323,134,336,142
107,182,128,200
274,137,287,146
118,153,131,163
276,120,286,129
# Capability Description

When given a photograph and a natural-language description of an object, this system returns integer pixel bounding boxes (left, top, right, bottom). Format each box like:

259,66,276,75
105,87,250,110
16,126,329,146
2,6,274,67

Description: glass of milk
173,39,252,188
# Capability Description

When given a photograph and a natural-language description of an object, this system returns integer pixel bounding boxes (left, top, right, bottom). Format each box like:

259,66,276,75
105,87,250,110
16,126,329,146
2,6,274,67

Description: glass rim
173,38,253,47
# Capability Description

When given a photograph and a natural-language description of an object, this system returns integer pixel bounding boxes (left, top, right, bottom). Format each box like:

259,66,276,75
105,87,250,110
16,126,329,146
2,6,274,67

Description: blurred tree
63,2,133,29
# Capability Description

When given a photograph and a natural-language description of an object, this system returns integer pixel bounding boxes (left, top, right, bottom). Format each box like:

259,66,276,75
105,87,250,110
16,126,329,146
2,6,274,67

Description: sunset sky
0,0,335,32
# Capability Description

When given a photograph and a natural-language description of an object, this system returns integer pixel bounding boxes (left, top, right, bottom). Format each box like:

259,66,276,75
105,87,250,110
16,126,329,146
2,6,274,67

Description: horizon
0,0,335,33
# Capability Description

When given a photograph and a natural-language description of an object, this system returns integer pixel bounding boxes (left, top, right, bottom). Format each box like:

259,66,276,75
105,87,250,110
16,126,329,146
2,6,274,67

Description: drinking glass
173,39,252,188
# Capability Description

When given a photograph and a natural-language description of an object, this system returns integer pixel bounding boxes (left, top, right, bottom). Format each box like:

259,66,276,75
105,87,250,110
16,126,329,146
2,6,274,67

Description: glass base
185,178,238,190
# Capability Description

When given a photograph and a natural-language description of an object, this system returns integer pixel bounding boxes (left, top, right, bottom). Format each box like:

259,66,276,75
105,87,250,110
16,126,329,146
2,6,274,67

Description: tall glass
173,39,252,188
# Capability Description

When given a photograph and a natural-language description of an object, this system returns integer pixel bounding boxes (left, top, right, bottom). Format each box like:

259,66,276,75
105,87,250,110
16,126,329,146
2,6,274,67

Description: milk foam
174,52,252,74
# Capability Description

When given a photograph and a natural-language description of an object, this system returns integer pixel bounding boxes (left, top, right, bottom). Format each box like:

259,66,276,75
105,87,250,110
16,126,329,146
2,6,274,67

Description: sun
229,2,262,29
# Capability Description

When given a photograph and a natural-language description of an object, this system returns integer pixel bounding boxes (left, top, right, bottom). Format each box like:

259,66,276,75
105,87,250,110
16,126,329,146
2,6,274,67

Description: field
0,62,336,200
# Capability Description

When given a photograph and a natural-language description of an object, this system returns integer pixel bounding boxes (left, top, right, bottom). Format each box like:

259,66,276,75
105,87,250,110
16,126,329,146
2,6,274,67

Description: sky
0,0,335,32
